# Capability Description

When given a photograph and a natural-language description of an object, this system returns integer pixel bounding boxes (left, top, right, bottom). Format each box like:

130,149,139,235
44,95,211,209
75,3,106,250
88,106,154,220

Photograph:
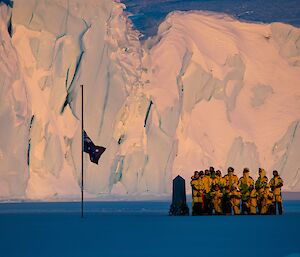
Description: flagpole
81,84,84,218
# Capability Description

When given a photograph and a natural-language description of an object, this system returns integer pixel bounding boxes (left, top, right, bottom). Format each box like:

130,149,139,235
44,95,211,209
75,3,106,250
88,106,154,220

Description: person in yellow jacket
216,170,226,190
255,168,268,214
191,171,199,205
270,170,284,215
223,167,238,214
203,169,212,193
247,185,258,215
230,184,241,215
224,167,239,190
211,184,223,215
215,170,226,213
261,184,275,215
203,169,212,214
238,168,254,214
191,171,205,215
210,169,219,190
210,169,219,214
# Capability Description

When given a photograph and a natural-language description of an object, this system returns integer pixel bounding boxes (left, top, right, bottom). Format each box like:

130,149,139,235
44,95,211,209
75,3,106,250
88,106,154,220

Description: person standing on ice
229,184,241,215
190,171,198,215
238,168,254,214
210,169,218,214
210,168,218,190
216,170,226,215
248,185,258,215
190,171,204,215
255,168,268,214
261,184,275,215
211,184,223,215
224,167,239,190
270,170,284,215
223,167,238,214
203,169,212,215
216,170,225,189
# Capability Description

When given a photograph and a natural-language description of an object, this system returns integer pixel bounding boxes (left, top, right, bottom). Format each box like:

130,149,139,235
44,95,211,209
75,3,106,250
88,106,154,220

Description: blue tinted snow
0,201,300,257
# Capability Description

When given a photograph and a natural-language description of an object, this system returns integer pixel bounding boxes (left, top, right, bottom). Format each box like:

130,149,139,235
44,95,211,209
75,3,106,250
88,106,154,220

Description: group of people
190,167,284,216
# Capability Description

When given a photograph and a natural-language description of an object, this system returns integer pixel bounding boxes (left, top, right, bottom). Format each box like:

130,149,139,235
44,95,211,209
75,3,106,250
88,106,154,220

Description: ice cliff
0,0,299,199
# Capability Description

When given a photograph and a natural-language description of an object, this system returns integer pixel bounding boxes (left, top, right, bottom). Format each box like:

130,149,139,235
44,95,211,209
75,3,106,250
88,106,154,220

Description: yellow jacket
248,189,258,214
224,174,238,190
216,176,226,189
255,169,268,197
191,179,205,203
211,177,219,189
202,175,212,193
270,176,283,196
230,189,241,215
238,174,254,200
230,189,241,207
261,188,274,214
211,189,223,213
238,175,254,191
248,189,258,207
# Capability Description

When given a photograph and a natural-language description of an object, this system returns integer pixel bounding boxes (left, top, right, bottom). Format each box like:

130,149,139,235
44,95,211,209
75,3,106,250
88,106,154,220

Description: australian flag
83,131,106,164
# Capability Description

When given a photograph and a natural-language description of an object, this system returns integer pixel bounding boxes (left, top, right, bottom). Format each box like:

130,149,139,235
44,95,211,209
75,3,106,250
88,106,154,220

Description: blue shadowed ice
0,201,300,257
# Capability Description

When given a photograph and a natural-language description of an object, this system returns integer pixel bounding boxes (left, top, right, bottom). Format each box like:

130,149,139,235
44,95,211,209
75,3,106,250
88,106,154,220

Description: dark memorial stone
169,175,189,216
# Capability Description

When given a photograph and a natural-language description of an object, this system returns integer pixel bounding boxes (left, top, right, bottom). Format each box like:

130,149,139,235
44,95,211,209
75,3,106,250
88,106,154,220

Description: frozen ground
1,201,300,257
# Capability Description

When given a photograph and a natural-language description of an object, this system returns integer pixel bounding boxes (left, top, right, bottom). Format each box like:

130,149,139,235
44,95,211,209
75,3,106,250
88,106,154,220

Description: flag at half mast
83,131,106,164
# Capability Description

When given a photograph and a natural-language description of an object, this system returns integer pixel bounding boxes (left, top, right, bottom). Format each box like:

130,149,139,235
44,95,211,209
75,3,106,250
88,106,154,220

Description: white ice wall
145,12,300,191
0,2,300,199
0,3,30,198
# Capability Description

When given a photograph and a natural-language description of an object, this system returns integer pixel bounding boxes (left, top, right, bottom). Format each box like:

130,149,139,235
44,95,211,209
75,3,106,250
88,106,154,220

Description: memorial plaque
169,175,189,216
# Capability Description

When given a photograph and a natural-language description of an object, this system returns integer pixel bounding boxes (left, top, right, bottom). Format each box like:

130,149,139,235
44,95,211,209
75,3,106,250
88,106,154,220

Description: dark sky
0,0,13,8
122,0,300,38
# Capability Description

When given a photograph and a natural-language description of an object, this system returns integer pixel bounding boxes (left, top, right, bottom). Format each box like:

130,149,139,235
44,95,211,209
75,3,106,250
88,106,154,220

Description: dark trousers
268,203,276,215
274,202,283,215
192,202,203,216
241,200,248,215
204,194,213,215
257,200,262,214
222,194,231,215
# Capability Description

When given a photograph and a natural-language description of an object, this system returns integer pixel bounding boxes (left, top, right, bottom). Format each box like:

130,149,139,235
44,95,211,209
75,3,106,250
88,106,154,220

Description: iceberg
0,0,299,199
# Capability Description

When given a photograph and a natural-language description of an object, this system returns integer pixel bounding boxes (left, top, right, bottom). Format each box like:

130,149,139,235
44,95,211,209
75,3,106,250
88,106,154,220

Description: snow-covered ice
0,0,300,199
0,201,300,257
